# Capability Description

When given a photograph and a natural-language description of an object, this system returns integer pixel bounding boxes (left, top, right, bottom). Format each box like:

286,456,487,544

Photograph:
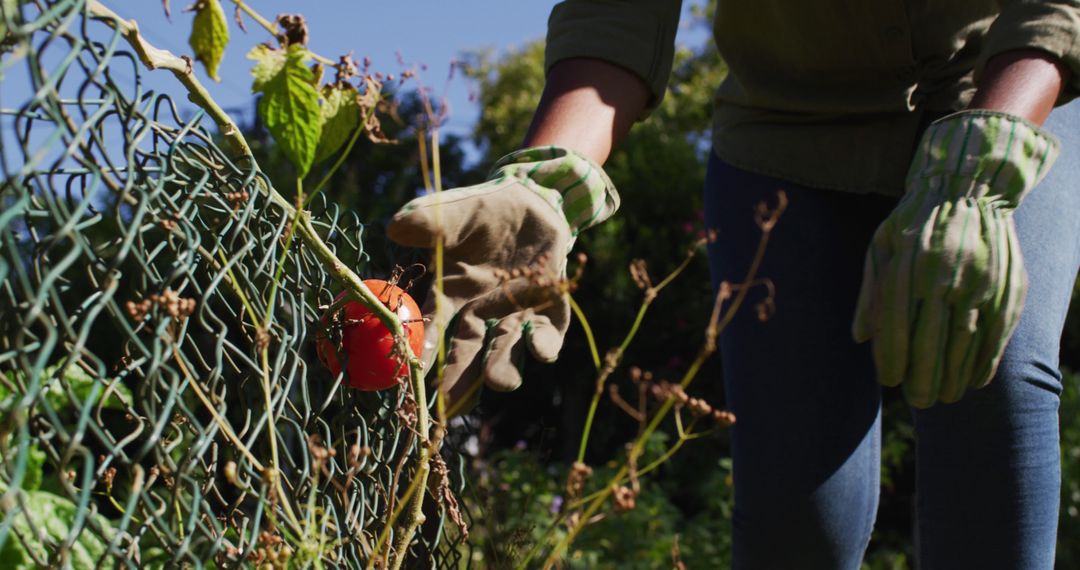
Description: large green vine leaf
188,0,229,82
0,484,113,569
248,44,322,177
313,83,361,165
0,365,133,414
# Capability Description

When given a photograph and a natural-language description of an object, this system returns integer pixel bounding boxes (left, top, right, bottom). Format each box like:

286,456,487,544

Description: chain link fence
0,1,470,567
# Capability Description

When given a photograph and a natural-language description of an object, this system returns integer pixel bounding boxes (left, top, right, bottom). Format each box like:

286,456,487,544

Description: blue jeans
704,103,1080,569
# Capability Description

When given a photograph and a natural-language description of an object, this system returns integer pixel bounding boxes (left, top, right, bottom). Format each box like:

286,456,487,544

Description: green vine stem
415,126,451,426
567,294,601,371
526,193,787,569
87,3,433,566
575,246,702,463
230,0,340,68
304,100,378,207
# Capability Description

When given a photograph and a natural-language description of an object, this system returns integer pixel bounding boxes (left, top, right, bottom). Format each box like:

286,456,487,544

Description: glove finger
436,309,487,407
874,236,915,388
966,207,1008,390
914,201,980,405
938,306,979,404
905,295,949,408
944,200,994,305
526,289,571,361
971,218,1027,389
852,228,891,343
526,315,567,363
482,314,527,392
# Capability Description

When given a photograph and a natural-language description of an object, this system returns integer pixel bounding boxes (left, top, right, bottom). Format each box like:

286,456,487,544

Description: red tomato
316,279,424,391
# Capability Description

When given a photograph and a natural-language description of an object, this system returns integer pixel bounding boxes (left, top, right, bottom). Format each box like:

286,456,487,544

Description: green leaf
43,365,133,412
248,44,285,91
1,365,133,413
249,44,322,177
313,83,361,165
23,445,44,491
188,0,229,82
0,485,113,569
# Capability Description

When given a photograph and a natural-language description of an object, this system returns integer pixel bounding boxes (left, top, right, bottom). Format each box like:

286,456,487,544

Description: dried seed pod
224,461,238,485
612,485,637,512
712,409,736,427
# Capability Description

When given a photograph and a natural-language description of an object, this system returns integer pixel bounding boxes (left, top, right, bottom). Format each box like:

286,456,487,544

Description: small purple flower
514,440,527,451
550,495,564,514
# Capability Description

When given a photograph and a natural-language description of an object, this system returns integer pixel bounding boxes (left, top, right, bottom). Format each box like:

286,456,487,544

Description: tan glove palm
388,146,619,408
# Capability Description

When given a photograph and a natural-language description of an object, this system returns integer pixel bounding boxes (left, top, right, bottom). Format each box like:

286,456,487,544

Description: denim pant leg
912,102,1080,570
704,156,898,569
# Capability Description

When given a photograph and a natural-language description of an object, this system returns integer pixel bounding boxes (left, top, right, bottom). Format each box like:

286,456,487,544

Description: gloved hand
387,146,619,409
853,110,1059,408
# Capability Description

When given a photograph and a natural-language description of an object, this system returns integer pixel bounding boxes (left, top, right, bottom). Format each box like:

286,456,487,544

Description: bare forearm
969,49,1069,125
521,58,651,165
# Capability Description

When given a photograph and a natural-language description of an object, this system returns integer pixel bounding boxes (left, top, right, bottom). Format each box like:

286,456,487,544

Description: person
387,2,1080,568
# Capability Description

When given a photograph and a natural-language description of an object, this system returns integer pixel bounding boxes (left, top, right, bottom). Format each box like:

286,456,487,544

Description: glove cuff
907,110,1060,208
490,146,621,235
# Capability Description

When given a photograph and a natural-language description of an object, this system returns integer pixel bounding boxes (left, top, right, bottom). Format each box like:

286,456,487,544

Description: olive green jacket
545,0,1080,195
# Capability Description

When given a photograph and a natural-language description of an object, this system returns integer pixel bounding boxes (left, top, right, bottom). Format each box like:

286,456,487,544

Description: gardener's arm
970,49,1069,123
521,0,682,164
521,58,651,165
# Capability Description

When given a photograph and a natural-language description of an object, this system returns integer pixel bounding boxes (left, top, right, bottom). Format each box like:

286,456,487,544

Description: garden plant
2,2,1080,569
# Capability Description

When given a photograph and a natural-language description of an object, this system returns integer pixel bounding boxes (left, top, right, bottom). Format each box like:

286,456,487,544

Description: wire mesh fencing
0,1,471,567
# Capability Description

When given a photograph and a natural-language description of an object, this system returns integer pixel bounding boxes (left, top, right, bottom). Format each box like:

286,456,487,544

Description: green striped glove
853,111,1059,408
388,146,619,409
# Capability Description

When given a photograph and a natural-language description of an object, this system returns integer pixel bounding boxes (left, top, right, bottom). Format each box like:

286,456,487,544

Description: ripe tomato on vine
316,279,424,391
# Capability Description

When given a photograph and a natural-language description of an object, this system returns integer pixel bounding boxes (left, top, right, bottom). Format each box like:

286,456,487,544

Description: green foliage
467,434,733,568
248,43,287,90
0,366,124,568
249,44,322,177
1063,279,1080,371
314,83,361,165
0,484,114,569
188,0,229,82
1,364,133,413
252,88,476,239
1058,368,1080,567
20,445,44,492
461,41,548,161
862,549,911,570
669,458,734,567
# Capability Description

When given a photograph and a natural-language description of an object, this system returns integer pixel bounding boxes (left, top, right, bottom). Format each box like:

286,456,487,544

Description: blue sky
119,1,562,140
120,1,708,139
2,2,708,171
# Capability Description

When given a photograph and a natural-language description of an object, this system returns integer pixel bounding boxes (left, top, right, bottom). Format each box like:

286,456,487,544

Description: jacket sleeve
545,0,683,112
976,0,1080,103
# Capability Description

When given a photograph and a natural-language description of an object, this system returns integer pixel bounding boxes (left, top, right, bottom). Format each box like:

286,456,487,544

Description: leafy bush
1059,367,1080,567
466,432,733,568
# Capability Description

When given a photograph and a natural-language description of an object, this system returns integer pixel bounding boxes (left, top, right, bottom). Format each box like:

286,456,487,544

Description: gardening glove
853,110,1058,408
387,146,619,408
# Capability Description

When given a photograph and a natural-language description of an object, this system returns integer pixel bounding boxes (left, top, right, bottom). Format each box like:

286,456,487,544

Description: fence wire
0,1,471,567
